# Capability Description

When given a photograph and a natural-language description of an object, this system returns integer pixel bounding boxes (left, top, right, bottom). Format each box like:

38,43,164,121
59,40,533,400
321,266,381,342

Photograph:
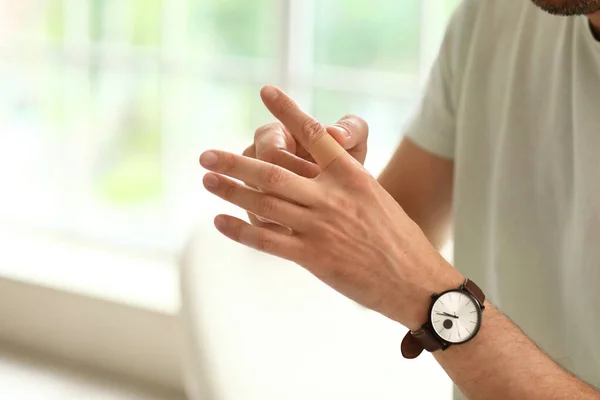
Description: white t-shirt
405,0,600,392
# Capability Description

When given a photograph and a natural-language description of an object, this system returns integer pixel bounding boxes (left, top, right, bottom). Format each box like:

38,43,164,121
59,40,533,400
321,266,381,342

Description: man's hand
241,97,368,230
243,113,368,176
200,85,462,330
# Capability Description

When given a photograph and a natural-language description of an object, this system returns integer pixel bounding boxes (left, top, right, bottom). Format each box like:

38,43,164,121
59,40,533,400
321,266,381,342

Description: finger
254,123,297,155
200,150,318,206
242,144,272,225
214,214,306,261
203,173,310,232
248,215,293,235
215,180,294,233
245,144,316,194
254,124,320,178
243,196,291,233
260,86,347,170
241,145,259,190
260,149,320,179
255,120,313,159
242,145,294,229
326,114,369,151
242,143,315,227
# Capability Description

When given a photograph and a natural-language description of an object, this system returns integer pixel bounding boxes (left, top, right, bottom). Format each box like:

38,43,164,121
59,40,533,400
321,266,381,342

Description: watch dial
430,291,481,344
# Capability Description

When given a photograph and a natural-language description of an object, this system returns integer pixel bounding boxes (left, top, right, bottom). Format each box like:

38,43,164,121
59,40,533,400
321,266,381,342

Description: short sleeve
404,54,456,159
404,0,479,160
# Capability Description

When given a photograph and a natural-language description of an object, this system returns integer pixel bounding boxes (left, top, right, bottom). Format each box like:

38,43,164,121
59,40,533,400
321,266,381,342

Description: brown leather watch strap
401,327,444,359
464,279,485,305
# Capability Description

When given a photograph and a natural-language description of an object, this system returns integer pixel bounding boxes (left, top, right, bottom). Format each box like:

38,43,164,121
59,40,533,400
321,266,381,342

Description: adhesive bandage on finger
309,134,345,169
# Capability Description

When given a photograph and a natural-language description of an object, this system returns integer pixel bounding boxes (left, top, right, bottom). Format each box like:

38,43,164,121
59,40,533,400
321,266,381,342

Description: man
199,0,600,398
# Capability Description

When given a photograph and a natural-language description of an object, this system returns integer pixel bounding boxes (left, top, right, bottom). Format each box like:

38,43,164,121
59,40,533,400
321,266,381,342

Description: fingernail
203,174,219,189
200,151,218,167
214,216,227,230
261,86,278,101
332,125,351,138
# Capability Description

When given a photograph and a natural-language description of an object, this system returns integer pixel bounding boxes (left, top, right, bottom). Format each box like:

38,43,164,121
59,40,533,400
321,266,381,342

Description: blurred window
0,0,459,256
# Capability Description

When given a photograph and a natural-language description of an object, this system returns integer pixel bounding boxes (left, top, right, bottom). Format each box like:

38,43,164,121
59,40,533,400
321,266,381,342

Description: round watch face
430,290,482,344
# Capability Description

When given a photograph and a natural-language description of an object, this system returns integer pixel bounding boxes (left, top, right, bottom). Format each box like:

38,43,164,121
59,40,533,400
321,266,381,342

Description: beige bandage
309,134,345,169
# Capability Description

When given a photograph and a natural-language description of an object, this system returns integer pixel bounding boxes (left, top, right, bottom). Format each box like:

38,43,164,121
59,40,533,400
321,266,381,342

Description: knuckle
340,114,369,137
325,192,357,214
279,98,297,116
254,122,281,140
359,170,376,187
264,165,285,186
222,181,236,200
220,152,236,172
350,176,371,194
302,119,325,144
257,196,276,216
257,233,274,252
343,166,370,187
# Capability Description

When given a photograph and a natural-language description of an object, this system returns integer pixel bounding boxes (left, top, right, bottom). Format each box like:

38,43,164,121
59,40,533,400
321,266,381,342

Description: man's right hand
242,88,369,230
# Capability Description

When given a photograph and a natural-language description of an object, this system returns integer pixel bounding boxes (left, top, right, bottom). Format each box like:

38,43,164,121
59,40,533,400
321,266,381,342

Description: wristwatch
401,279,486,359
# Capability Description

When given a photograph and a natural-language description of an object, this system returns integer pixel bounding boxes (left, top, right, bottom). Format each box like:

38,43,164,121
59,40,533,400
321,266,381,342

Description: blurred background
0,0,459,399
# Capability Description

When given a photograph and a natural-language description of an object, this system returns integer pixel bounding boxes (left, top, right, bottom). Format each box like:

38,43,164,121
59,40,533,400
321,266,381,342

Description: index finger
260,85,346,170
254,124,320,178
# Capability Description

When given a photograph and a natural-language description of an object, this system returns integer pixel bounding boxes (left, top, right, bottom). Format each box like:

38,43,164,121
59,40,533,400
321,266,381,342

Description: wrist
398,257,465,331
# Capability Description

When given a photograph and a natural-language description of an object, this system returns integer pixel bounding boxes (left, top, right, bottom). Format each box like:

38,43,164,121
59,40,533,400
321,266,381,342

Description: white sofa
180,228,451,400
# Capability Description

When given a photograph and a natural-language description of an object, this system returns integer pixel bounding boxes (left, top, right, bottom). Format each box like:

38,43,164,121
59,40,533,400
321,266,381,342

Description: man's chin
530,0,600,16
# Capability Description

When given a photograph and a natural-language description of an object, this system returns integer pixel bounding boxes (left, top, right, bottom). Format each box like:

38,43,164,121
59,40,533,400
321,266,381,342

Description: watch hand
436,312,459,319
